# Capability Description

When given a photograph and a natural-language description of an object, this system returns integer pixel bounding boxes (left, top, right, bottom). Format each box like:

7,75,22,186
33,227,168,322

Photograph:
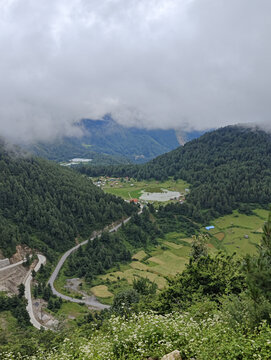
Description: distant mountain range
24,116,204,164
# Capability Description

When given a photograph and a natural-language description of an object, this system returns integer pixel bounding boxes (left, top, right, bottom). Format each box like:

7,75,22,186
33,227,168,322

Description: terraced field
92,208,269,304
92,235,193,303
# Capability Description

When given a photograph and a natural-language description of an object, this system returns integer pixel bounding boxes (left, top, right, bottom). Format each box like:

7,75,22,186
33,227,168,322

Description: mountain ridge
23,117,203,164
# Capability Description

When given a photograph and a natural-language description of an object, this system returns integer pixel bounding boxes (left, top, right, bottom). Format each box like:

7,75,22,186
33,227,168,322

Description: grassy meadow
203,209,269,255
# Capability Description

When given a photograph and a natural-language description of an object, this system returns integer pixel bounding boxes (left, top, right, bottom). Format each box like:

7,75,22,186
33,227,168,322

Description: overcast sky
0,0,271,143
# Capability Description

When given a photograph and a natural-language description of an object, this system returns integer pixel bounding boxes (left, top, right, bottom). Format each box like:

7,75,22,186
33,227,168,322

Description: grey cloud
0,0,271,143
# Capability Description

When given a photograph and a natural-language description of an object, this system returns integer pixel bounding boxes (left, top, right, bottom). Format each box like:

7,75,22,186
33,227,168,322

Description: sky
0,0,271,143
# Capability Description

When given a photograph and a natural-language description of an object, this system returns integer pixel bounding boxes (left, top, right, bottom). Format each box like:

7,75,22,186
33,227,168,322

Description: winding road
24,254,47,329
0,210,141,329
48,216,133,309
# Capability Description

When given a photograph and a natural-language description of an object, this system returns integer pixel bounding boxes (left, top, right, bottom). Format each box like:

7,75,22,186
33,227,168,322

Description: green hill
0,141,136,258
77,126,271,219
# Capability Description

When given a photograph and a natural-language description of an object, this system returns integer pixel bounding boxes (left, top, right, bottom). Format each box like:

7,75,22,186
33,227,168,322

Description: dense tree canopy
0,142,136,258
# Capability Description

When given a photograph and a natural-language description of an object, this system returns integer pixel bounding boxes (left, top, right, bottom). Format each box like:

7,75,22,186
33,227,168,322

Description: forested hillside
78,126,271,219
0,142,136,258
25,117,181,163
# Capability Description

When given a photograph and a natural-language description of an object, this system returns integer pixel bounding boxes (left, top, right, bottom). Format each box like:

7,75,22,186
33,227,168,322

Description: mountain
175,129,206,146
0,141,136,258
77,126,271,219
24,116,197,164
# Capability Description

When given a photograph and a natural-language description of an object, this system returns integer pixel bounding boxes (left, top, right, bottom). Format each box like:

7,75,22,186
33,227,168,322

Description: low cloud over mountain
1,0,271,143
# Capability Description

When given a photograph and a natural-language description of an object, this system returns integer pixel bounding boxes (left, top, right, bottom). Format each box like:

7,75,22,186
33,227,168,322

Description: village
92,176,189,204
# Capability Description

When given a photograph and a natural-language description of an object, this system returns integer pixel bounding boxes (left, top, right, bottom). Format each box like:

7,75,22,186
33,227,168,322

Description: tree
133,277,157,295
244,211,271,303
190,234,208,262
111,289,140,317
18,283,25,298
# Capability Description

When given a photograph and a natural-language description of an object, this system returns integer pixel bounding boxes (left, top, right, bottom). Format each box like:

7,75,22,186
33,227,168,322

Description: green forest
0,141,136,259
77,126,271,220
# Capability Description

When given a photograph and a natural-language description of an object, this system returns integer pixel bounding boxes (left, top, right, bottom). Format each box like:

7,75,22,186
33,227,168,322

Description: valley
52,206,268,308
95,177,189,203
1,1,271,357
1,125,271,359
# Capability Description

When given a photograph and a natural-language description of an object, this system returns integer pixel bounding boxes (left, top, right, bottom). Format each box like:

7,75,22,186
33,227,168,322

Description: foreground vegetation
4,311,271,360
2,211,271,359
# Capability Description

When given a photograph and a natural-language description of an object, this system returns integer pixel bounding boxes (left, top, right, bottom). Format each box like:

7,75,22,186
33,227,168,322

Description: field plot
90,285,113,298
132,250,148,261
203,209,269,255
95,234,193,302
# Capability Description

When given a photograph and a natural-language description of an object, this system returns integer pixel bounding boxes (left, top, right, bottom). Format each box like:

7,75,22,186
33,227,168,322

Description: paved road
48,214,136,309
24,254,46,330
0,259,25,272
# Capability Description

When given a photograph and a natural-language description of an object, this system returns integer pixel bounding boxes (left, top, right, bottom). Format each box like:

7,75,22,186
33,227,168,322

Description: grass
95,234,193,301
214,232,225,241
164,241,184,249
202,209,269,255
132,250,148,261
130,261,149,271
0,311,18,341
93,208,269,304
55,302,90,327
90,285,113,298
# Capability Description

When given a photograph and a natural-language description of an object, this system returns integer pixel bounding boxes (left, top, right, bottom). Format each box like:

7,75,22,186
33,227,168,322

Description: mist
1,0,271,143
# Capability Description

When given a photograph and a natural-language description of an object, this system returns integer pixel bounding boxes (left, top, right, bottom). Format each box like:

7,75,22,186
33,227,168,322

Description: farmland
203,208,269,255
90,208,269,304
90,233,194,304
55,205,269,306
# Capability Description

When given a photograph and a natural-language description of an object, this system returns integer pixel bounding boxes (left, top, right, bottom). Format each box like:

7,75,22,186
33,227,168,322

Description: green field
203,209,269,255
92,208,269,304
53,206,269,307
92,234,193,303
97,177,190,201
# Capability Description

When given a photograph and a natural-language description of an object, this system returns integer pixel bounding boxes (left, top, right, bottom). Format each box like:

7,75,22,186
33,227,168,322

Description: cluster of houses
93,176,134,188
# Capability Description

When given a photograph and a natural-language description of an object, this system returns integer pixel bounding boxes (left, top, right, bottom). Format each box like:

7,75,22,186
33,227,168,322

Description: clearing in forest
100,177,189,202
203,209,269,255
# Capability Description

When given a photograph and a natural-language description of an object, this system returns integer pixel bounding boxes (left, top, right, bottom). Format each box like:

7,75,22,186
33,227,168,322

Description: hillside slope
0,142,136,258
25,117,181,163
78,126,271,218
